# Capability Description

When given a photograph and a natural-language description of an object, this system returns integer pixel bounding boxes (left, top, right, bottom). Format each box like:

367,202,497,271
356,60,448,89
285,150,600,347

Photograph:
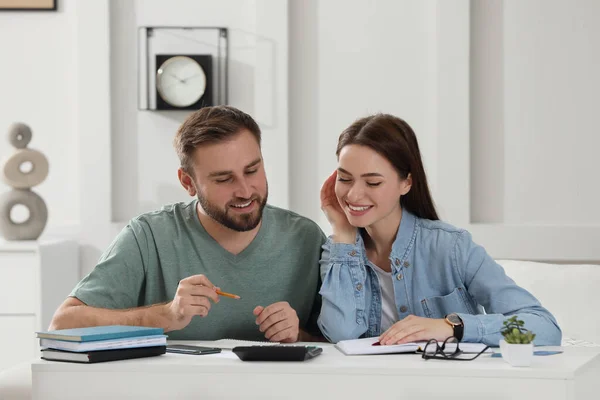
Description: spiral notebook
212,339,280,349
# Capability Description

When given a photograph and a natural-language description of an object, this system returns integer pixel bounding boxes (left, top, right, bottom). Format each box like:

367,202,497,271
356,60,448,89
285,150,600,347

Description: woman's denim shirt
317,210,562,346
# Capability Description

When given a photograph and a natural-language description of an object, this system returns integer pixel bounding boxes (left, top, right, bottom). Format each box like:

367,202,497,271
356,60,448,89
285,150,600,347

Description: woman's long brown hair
336,114,439,221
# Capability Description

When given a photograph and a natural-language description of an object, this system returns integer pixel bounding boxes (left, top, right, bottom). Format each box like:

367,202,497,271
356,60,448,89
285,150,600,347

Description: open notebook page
335,337,491,355
335,337,422,355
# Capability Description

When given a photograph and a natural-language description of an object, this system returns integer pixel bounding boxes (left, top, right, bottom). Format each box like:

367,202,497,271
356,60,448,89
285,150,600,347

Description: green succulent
501,316,536,344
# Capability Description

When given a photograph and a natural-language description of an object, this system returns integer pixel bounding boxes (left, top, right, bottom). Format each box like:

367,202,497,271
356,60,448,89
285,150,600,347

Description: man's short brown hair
173,105,262,175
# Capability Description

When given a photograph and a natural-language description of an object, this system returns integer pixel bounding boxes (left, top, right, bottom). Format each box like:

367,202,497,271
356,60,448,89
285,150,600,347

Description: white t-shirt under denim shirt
370,263,399,332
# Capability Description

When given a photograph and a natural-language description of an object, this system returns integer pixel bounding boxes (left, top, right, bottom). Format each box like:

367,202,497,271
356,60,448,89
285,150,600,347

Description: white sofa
498,259,600,345
1,259,598,399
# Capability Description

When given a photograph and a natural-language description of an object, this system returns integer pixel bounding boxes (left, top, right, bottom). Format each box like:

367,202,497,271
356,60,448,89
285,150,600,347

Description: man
49,106,325,342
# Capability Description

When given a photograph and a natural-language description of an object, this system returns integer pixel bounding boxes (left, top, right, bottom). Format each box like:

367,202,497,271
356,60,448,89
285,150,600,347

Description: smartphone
166,344,222,355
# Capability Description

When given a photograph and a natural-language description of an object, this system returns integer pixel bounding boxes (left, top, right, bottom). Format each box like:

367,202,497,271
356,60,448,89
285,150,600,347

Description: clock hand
181,73,204,83
166,72,185,84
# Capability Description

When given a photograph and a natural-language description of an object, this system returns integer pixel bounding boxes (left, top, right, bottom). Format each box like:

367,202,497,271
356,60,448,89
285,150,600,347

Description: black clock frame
155,54,214,111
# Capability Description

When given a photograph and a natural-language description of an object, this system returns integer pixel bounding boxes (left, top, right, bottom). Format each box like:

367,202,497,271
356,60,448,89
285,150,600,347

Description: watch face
446,313,462,325
156,56,207,107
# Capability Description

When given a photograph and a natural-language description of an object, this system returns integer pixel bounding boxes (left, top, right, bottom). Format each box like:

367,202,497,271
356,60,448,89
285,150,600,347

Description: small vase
499,339,534,367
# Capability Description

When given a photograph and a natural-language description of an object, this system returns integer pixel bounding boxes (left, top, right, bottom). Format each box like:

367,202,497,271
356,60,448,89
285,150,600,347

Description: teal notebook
36,325,164,342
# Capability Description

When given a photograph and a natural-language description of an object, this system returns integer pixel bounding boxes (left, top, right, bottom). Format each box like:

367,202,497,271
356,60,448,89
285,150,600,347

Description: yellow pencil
216,290,241,299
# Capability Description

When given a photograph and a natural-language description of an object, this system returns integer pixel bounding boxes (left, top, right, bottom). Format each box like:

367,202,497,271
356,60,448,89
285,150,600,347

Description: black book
41,345,167,364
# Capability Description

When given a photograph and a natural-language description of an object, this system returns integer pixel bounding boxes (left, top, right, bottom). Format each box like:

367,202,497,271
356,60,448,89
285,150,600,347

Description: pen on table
215,290,241,299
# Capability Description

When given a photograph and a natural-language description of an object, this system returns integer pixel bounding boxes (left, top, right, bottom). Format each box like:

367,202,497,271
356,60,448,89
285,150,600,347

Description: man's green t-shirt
71,200,326,340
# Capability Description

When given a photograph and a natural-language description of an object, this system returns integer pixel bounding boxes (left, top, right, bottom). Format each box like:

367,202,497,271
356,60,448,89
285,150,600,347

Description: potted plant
499,316,536,367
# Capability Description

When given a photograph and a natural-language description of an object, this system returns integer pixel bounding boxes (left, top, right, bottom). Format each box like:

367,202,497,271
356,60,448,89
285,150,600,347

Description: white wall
467,0,600,261
2,0,600,279
110,0,289,224
502,0,600,225
289,0,469,234
289,0,600,262
1,0,289,277
0,0,113,276
107,0,289,276
470,0,504,224
290,0,440,235
0,0,79,231
471,0,600,226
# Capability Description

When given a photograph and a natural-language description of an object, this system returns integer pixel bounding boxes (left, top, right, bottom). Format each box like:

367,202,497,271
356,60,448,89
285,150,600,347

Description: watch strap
445,313,464,341
453,322,464,341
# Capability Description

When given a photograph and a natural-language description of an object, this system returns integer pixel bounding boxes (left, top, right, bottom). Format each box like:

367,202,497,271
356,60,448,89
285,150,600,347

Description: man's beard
197,185,268,232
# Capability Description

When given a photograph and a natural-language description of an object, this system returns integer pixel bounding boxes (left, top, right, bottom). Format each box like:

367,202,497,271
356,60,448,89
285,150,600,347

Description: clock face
156,56,207,107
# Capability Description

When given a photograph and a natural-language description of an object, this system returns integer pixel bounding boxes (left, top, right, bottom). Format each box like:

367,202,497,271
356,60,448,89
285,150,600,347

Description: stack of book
36,325,167,363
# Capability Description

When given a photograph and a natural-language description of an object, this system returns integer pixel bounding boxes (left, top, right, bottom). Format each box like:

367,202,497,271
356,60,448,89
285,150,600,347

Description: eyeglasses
422,336,490,361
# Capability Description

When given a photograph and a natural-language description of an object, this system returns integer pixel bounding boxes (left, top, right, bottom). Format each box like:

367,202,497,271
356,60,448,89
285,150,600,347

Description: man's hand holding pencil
163,274,237,332
162,274,300,341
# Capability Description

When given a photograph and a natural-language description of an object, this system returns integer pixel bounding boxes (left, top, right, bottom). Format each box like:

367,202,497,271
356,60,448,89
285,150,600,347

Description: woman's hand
378,315,453,345
320,171,356,243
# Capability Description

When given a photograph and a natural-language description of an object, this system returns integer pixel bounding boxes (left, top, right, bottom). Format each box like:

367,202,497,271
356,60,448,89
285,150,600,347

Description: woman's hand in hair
320,171,356,243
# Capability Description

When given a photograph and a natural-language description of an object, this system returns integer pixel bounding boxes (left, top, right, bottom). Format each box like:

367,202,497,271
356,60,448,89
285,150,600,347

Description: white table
32,341,600,400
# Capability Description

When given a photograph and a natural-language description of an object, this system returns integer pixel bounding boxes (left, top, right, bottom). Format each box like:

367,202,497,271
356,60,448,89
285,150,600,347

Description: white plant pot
499,339,534,367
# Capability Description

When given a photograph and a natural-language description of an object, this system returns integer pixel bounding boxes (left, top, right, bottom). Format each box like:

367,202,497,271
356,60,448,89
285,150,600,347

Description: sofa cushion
497,259,600,344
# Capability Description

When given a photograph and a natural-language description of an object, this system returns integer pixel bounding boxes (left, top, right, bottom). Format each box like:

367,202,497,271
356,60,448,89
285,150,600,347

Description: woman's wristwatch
444,313,464,341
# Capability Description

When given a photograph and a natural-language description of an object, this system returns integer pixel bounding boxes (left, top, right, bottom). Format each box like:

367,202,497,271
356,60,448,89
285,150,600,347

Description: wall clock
155,54,213,110
138,27,228,111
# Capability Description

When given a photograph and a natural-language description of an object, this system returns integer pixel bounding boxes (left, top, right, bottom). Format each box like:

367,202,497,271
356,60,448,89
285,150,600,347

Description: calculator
232,345,323,361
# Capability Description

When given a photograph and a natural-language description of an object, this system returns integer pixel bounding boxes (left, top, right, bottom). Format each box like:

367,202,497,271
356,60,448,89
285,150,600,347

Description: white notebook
335,337,421,355
212,339,280,349
335,337,490,356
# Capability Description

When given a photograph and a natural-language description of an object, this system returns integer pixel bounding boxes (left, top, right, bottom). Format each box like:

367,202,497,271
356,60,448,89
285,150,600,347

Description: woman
318,114,561,346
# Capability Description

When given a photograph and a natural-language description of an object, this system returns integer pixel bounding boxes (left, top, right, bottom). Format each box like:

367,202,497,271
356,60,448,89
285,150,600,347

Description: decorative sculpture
0,123,49,240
